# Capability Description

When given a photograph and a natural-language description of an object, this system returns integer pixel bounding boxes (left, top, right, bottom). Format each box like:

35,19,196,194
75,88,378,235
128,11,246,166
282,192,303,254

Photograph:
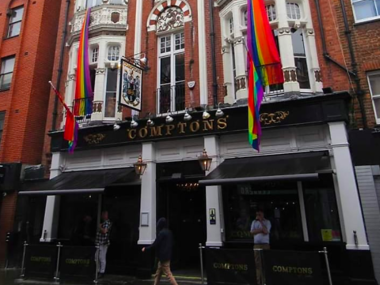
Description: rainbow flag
74,8,93,116
246,0,283,151
49,81,79,153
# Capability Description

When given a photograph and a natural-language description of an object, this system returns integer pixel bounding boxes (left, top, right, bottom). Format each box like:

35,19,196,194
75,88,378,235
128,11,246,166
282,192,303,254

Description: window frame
107,45,120,62
352,0,380,23
0,56,16,91
0,111,5,149
286,2,301,20
103,67,119,119
157,31,185,114
91,46,99,64
367,71,380,124
7,6,24,38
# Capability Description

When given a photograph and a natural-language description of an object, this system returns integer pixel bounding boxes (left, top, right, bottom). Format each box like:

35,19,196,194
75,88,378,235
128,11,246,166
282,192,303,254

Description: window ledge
3,35,20,40
0,88,10,92
354,17,380,26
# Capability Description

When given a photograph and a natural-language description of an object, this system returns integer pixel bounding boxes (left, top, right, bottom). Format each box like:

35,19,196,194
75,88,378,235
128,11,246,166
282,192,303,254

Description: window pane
374,98,380,119
291,29,306,56
287,3,301,19
160,57,171,84
105,93,116,117
108,46,120,61
295,57,310,89
303,176,342,242
159,84,171,113
8,22,21,37
0,73,13,90
1,57,15,73
353,0,377,20
175,54,185,82
369,74,380,95
223,181,303,242
107,69,118,92
175,33,185,50
0,112,5,130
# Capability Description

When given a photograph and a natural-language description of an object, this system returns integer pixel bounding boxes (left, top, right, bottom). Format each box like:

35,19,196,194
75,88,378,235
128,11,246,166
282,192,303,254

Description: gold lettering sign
213,263,248,271
30,256,51,262
272,266,313,275
65,258,90,266
125,116,230,141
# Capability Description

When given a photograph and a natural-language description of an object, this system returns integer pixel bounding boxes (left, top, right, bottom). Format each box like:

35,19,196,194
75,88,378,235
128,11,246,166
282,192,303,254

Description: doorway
157,181,206,271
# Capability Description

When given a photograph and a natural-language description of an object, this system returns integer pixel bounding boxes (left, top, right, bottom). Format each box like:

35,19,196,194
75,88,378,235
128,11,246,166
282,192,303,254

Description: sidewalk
1,269,205,285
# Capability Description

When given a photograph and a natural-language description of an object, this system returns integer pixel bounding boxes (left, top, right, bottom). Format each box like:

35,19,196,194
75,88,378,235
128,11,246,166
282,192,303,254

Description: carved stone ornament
96,68,106,75
93,101,103,113
157,7,184,32
84,133,106,145
290,70,297,82
68,73,76,81
284,70,290,82
315,70,322,82
260,111,290,125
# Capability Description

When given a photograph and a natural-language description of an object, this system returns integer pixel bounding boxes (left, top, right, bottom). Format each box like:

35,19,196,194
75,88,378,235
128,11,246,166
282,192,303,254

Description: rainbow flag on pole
246,0,283,151
49,81,79,153
74,8,93,116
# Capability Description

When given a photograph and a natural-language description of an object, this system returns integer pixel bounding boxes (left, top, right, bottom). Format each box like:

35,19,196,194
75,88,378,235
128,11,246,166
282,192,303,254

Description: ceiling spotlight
202,110,211,120
215,103,224,118
166,110,174,123
184,108,192,121
130,118,138,128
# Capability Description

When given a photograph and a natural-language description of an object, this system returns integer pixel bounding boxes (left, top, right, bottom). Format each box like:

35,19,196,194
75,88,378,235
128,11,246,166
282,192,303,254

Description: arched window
266,4,277,21
287,3,301,19
107,46,120,61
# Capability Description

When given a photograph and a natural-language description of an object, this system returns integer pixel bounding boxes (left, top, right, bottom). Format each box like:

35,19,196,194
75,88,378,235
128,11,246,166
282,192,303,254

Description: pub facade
14,0,377,284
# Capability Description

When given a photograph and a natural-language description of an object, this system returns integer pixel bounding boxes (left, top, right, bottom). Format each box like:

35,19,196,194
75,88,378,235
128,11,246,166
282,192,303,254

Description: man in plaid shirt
95,210,111,278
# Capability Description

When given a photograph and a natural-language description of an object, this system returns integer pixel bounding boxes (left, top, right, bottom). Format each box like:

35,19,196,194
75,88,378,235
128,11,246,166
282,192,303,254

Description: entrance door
157,181,206,270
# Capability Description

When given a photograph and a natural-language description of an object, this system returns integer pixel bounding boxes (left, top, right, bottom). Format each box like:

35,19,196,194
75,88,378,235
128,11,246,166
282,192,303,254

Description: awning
199,151,331,186
19,168,136,195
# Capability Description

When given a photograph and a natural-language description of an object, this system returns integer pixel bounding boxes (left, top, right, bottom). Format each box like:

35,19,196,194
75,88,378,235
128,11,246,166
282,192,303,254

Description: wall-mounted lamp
215,102,224,118
147,113,154,126
113,118,121,131
134,155,147,175
198,149,212,171
166,110,174,123
184,108,192,121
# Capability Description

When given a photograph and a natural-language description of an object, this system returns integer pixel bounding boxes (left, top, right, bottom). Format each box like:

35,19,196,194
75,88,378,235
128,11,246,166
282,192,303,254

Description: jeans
254,244,270,285
95,245,108,274
154,261,178,285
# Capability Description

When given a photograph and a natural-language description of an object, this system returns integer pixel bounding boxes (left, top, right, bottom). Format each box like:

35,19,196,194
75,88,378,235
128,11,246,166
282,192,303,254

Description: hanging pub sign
119,57,143,111
263,250,323,285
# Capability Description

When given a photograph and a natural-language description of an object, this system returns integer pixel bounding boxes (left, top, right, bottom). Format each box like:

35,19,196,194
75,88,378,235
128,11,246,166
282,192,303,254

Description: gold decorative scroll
84,133,106,144
260,111,290,125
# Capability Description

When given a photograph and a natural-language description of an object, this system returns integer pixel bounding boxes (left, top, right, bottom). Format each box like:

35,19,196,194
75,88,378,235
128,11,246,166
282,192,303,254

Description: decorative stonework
71,5,128,34
147,0,192,32
260,111,290,125
84,133,106,145
314,70,322,82
157,7,184,32
235,76,247,91
278,28,291,35
223,84,228,97
284,69,297,82
68,73,76,81
95,68,106,75
93,101,103,113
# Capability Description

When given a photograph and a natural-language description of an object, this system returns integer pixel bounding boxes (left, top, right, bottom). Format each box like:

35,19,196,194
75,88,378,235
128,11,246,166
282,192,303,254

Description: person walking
95,210,111,278
251,209,271,285
142,217,178,285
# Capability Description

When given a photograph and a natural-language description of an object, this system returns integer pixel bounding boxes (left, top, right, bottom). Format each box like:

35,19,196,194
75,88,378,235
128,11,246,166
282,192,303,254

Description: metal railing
157,82,186,113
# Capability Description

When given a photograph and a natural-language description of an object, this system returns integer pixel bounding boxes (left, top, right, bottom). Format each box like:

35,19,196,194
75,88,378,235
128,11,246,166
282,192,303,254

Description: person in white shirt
251,209,271,285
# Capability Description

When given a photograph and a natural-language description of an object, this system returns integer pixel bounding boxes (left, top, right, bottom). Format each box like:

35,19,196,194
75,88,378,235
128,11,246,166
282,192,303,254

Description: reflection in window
287,3,301,19
105,68,118,117
223,181,303,243
7,6,24,37
108,46,120,61
303,176,342,242
292,29,310,89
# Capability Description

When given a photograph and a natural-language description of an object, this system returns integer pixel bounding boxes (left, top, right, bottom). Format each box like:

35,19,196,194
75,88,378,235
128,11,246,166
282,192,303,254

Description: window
158,32,185,113
0,57,15,90
243,10,248,26
0,112,5,148
287,3,301,19
266,4,277,21
104,68,118,118
292,29,310,89
368,72,380,123
86,0,102,8
7,6,24,38
229,17,234,34
91,47,99,63
352,0,380,21
108,46,120,61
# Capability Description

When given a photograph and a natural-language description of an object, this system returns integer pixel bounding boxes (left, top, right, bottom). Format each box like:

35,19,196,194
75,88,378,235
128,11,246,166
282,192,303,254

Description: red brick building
0,0,62,266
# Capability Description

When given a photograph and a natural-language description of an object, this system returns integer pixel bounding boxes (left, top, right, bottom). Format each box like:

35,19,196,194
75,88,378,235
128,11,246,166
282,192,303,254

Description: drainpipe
52,0,71,131
208,0,218,108
314,0,367,128
338,0,367,128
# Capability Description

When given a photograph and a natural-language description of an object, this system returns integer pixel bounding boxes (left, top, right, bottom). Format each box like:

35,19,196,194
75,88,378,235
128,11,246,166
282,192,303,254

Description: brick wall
310,0,380,128
0,0,62,266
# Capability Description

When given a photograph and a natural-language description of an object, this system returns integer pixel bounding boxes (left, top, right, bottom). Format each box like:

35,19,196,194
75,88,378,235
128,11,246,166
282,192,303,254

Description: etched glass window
108,46,120,61
287,3,301,19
